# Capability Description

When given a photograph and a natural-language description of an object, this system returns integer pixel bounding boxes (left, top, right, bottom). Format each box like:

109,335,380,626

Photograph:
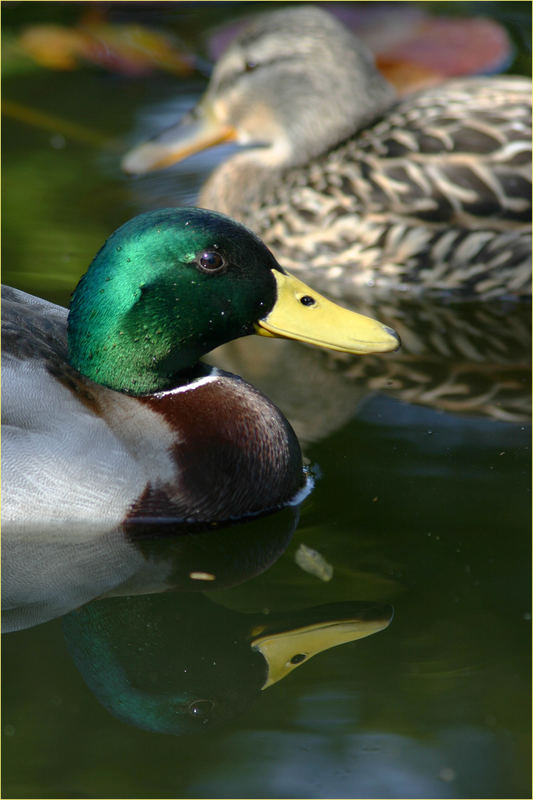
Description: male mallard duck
63,594,392,734
123,5,532,301
1,207,398,536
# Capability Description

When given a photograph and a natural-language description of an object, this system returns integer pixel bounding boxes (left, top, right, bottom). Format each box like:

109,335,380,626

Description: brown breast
127,372,305,528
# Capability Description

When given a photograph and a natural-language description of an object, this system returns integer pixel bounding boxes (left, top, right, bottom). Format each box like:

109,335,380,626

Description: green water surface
2,2,531,798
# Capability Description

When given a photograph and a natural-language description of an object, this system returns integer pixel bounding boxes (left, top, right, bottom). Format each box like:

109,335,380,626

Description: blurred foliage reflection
2,2,531,798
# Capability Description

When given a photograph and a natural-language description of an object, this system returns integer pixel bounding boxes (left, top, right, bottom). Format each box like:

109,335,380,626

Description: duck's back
231,77,531,299
1,286,160,530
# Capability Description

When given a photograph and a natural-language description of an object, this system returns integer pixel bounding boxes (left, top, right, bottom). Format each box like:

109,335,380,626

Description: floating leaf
18,24,88,70
17,20,197,76
376,17,513,93
78,22,197,76
295,544,334,582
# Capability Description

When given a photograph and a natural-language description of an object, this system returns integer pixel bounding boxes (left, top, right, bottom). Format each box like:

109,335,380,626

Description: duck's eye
244,60,258,73
198,251,225,273
187,699,214,719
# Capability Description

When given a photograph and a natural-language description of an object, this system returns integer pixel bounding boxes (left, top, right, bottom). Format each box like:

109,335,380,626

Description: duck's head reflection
63,594,392,736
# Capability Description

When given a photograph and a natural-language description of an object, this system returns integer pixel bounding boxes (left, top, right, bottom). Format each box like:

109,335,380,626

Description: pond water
2,2,531,798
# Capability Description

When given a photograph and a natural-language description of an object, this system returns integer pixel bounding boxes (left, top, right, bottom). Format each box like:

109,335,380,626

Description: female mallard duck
1,207,398,537
123,5,532,301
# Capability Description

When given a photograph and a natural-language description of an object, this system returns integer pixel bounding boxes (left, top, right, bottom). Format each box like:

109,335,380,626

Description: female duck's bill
122,102,238,175
122,103,236,175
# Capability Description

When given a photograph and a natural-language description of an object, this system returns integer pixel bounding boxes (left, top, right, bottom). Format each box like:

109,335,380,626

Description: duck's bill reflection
251,601,394,689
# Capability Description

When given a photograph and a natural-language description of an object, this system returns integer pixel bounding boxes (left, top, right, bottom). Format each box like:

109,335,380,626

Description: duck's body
2,287,303,530
201,77,531,301
2,208,398,540
124,6,532,301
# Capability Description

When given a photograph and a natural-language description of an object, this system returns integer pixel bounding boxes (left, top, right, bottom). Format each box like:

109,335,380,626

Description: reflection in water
191,724,520,798
2,3,531,796
62,592,392,736
210,297,531,446
2,506,300,633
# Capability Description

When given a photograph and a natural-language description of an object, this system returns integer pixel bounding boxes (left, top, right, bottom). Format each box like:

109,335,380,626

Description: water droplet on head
187,699,213,719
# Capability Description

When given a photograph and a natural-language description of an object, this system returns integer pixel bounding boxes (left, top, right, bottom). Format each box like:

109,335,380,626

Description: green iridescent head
67,208,279,394
68,207,399,394
63,592,392,736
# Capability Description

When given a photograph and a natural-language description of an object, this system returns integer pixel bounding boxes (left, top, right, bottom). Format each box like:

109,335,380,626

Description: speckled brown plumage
201,78,531,301
121,6,532,302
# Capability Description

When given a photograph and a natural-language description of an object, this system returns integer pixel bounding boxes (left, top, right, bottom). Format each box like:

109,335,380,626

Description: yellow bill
122,102,236,174
252,604,393,690
256,270,400,354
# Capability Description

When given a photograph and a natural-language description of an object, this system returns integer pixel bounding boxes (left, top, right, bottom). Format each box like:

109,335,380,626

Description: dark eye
244,60,258,72
299,295,316,306
187,699,214,719
198,251,225,273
